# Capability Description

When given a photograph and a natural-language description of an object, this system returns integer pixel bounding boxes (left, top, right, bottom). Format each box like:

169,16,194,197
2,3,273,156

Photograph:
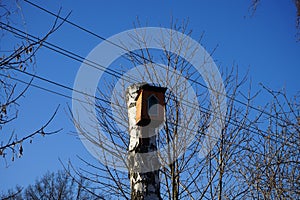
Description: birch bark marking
126,83,162,200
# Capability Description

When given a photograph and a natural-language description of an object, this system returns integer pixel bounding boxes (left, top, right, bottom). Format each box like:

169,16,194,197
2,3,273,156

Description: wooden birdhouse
135,84,167,126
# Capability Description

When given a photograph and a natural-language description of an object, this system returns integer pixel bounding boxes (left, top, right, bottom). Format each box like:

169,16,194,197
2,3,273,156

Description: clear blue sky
1,0,299,192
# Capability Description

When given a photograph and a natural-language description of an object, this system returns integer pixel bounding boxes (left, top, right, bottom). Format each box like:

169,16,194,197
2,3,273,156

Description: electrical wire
1,20,296,135
0,22,207,116
1,22,298,147
0,73,292,159
22,0,298,128
0,72,131,126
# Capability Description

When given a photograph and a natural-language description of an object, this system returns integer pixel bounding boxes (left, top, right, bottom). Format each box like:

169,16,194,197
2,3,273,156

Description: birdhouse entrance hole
148,94,159,116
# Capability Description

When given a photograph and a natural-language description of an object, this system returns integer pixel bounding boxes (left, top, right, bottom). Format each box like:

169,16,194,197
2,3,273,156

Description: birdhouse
135,84,167,126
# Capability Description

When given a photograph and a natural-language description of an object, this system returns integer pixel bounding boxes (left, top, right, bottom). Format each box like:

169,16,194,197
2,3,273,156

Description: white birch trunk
126,83,161,200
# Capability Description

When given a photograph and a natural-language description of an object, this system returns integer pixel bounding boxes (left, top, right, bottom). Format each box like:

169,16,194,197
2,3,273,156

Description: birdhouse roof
135,84,167,100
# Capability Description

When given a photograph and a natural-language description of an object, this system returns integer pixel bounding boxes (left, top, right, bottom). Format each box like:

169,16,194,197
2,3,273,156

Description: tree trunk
126,83,161,200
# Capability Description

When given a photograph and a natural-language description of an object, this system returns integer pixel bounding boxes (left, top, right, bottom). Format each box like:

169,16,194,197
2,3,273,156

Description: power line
22,0,297,128
0,73,293,160
3,65,299,150
3,13,298,147
1,21,295,131
0,73,74,102
0,72,129,125
0,22,203,114
1,22,298,147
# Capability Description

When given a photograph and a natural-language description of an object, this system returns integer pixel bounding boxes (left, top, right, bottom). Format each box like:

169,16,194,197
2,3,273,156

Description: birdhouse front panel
135,85,167,126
